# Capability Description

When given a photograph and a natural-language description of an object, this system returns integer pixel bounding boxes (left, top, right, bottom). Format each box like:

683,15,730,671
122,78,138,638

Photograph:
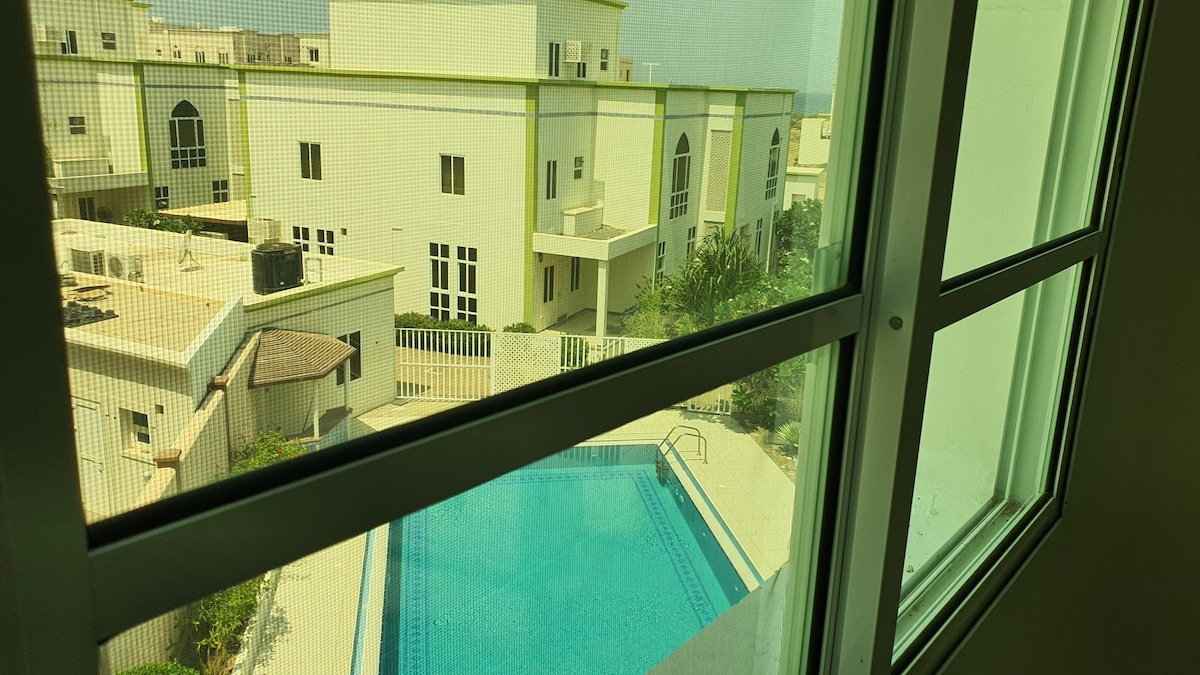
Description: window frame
299,141,322,180
0,1,1150,674
441,154,464,195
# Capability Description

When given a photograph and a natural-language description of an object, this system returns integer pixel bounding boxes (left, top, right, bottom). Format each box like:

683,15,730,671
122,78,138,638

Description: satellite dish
177,231,200,271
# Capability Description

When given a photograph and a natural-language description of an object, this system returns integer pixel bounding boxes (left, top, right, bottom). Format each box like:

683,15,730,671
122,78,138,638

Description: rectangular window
576,61,587,79
308,48,320,62
600,48,609,71
542,265,555,303
686,225,697,257
456,246,478,323
246,53,256,64
284,56,293,64
61,30,78,54
755,218,764,256
300,142,322,180
292,226,312,252
77,196,96,221
574,156,584,180
336,331,362,385
316,228,335,255
68,116,86,135
172,47,182,59
441,155,464,195
169,117,206,169
121,409,151,448
548,42,561,77
570,256,581,292
100,32,116,50
153,186,169,210
218,51,229,64
430,243,451,319
546,160,557,200
195,51,205,64
212,180,229,203
655,241,666,282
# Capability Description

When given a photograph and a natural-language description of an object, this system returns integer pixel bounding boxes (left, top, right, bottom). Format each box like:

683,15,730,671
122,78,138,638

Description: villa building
30,0,793,337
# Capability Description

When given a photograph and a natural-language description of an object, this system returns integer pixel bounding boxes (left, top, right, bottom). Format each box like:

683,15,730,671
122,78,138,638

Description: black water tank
251,242,304,294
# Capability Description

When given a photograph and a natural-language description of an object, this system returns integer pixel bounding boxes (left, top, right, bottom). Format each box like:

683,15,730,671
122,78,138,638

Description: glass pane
897,265,1083,647
32,0,859,521
941,0,1128,279
102,345,839,674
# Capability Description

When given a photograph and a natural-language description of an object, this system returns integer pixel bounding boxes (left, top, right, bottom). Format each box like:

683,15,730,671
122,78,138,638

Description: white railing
394,328,731,414
395,328,491,401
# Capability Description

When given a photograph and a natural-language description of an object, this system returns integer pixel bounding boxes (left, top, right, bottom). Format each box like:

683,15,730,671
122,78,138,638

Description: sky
143,0,842,114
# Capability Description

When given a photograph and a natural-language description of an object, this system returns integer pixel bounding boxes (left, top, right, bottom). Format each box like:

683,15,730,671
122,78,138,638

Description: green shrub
502,321,536,333
231,431,305,476
117,662,200,675
123,208,203,234
175,577,263,675
395,312,492,355
775,421,802,455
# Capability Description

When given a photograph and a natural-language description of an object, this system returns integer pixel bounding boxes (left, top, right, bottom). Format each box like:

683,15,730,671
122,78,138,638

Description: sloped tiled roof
250,329,355,388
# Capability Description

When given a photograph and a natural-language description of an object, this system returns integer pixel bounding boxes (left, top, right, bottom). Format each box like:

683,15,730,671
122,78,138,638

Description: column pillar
596,259,610,338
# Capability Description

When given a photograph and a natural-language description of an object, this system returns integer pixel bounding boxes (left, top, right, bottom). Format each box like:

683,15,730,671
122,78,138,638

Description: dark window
317,229,334,255
546,160,557,199
440,155,464,195
300,142,322,180
570,256,581,292
212,179,229,203
154,186,169,210
656,241,666,282
766,128,781,200
686,225,697,256
548,42,561,77
576,61,587,78
309,48,320,62
543,265,555,303
574,156,584,180
101,32,116,50
169,100,206,169
61,30,78,54
336,331,361,385
430,243,452,319
68,116,86,135
670,133,691,219
77,197,96,221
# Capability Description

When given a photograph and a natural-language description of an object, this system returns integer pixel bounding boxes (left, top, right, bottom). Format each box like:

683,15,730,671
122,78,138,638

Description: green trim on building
239,72,253,220
648,90,667,227
724,92,747,236
524,84,539,324
584,0,629,9
133,64,151,188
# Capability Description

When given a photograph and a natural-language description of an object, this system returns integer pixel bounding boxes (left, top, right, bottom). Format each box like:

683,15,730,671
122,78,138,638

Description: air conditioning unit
69,246,106,275
107,252,144,282
248,218,281,244
564,41,583,62
33,25,64,42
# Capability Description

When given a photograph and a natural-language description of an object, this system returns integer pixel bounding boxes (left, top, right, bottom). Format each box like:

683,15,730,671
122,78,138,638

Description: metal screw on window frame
889,316,904,330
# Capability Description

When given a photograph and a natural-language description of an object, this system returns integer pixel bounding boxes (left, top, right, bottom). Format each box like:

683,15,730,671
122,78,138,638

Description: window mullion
830,1,980,673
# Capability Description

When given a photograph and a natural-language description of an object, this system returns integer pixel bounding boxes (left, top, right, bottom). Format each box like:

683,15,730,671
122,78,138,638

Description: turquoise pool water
378,444,747,674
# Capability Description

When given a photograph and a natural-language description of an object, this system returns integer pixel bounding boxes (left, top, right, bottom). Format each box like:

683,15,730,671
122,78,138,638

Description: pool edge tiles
376,445,748,675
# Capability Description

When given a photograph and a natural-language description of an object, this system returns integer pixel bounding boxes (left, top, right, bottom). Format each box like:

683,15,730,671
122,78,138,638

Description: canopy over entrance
250,329,355,388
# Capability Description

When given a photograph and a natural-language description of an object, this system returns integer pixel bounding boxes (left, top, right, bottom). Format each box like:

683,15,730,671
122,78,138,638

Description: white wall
536,0,623,81
28,0,147,60
329,0,538,76
244,71,527,328
142,64,237,210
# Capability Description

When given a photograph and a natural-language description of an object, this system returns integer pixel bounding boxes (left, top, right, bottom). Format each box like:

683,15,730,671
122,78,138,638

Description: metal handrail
657,424,707,464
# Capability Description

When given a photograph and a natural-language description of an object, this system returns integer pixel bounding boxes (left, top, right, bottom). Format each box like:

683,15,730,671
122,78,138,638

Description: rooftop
54,219,400,312
61,274,222,353
161,200,248,224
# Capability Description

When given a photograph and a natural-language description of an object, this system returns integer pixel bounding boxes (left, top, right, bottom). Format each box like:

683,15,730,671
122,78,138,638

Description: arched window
669,133,691,219
766,128,781,199
169,101,206,169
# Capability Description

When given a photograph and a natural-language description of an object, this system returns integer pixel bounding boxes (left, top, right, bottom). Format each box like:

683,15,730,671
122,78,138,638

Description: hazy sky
144,0,842,113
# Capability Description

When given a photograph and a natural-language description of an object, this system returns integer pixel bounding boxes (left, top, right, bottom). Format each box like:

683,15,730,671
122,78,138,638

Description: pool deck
244,402,795,673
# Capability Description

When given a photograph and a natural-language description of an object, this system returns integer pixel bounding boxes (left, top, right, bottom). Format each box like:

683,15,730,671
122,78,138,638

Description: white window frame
300,142,322,180
0,2,1148,674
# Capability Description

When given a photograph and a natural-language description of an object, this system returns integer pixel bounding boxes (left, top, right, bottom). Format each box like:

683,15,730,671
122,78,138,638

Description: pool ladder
656,425,708,485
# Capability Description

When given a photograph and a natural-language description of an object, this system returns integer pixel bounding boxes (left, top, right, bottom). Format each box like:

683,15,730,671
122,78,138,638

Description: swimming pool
377,443,748,674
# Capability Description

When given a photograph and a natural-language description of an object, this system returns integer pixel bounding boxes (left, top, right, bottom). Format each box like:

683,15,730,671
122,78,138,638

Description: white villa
31,0,794,338
56,219,400,521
